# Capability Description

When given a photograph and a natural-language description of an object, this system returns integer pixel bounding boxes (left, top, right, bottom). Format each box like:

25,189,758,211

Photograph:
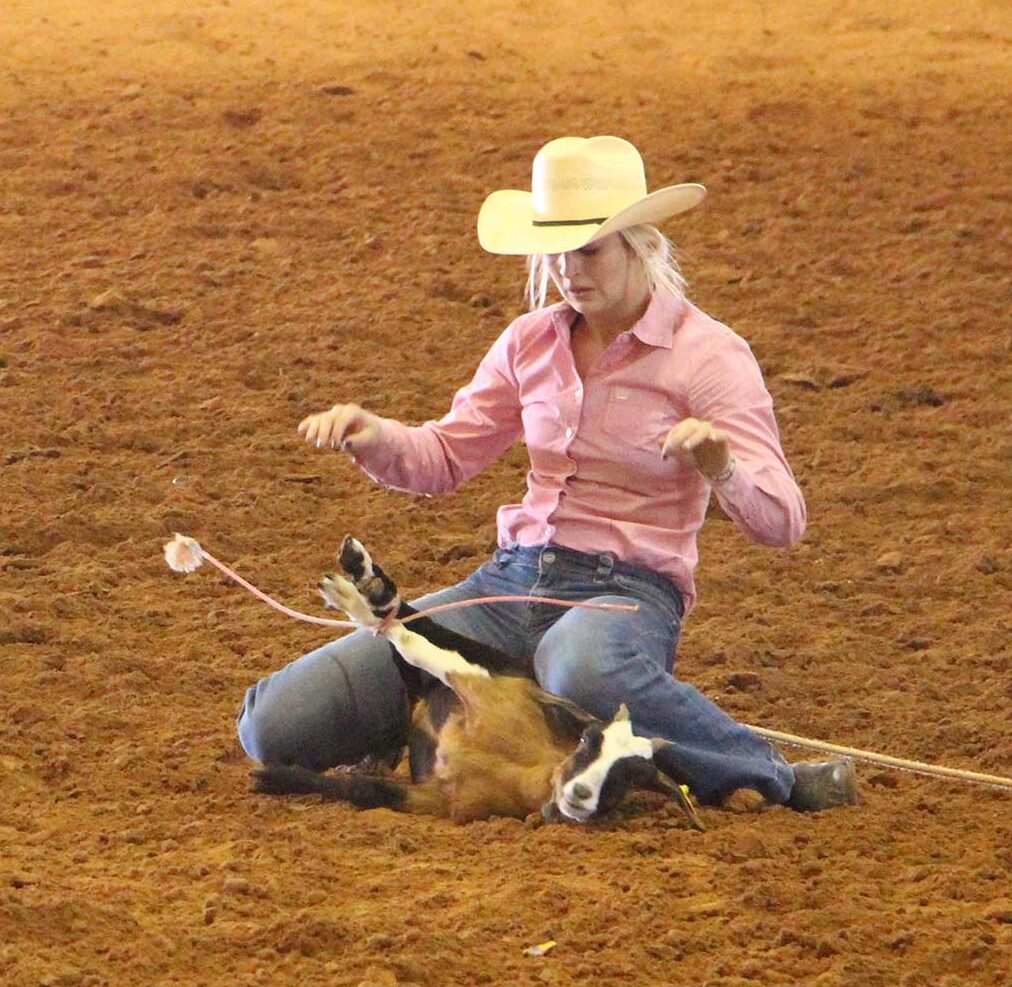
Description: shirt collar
549,290,686,349
631,289,686,349
549,302,579,336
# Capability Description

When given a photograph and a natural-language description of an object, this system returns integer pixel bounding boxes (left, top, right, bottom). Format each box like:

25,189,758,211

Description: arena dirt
1,2,1009,984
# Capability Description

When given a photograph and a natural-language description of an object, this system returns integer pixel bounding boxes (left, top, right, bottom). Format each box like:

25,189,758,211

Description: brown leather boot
787,757,859,812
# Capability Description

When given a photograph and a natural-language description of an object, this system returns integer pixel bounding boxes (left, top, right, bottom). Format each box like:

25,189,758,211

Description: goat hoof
338,536,370,581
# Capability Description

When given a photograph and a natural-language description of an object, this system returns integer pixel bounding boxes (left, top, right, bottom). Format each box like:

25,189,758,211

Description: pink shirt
356,288,805,611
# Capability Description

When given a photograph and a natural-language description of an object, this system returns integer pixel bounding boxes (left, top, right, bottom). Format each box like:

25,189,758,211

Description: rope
196,550,356,628
749,724,1012,792
165,533,639,631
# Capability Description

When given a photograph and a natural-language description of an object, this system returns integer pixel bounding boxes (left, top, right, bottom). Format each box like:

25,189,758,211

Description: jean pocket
611,572,684,625
491,549,513,568
479,557,535,596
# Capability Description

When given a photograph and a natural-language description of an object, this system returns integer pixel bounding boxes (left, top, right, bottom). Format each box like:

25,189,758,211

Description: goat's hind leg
316,569,428,704
317,536,401,626
251,764,443,814
335,536,521,684
318,571,381,627
382,622,491,688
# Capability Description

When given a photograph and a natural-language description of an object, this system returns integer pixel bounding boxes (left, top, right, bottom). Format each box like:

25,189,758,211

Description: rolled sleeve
690,334,807,547
352,326,524,496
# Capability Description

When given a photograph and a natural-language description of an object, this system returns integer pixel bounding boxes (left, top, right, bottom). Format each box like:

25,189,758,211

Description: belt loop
538,545,559,574
595,552,615,580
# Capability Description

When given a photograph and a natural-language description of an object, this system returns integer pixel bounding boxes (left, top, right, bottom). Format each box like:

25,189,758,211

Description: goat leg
250,764,444,814
337,536,528,677
319,570,491,691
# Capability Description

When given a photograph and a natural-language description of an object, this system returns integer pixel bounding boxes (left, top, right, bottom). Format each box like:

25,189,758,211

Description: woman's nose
557,251,578,278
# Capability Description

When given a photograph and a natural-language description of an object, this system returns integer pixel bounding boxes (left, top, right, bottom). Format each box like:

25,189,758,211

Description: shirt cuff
707,454,737,486
350,417,403,480
709,457,748,500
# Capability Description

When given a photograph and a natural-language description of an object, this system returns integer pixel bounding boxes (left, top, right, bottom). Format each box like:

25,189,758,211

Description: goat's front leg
337,536,401,617
383,623,490,687
319,572,488,688
318,572,381,627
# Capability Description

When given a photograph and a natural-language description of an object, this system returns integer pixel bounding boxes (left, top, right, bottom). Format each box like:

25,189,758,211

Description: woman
237,136,857,812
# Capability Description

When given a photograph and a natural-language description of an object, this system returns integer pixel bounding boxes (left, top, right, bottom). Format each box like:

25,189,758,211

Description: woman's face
546,233,650,326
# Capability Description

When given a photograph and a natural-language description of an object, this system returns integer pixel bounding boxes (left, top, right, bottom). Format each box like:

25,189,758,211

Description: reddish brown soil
2,2,1010,985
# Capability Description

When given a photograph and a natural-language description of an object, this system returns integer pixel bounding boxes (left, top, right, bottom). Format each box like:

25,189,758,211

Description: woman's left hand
660,418,733,480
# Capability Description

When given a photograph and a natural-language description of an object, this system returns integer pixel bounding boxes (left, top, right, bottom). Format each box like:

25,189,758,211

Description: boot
787,757,859,812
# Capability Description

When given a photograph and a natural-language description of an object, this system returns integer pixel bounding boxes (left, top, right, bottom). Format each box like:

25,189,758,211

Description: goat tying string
162,533,642,634
164,533,1012,794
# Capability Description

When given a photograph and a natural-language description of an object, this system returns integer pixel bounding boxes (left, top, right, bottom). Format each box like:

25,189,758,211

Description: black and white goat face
549,704,668,823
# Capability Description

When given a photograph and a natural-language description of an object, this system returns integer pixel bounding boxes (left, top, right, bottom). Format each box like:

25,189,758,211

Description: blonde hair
524,224,687,310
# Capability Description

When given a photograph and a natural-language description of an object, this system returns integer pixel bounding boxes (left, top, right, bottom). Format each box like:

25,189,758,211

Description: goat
251,537,704,830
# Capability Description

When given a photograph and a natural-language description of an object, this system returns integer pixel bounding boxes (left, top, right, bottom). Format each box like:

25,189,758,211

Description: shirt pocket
600,386,674,452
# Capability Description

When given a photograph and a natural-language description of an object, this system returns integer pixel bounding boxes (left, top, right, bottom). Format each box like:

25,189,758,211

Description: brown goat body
251,537,704,830
407,674,586,821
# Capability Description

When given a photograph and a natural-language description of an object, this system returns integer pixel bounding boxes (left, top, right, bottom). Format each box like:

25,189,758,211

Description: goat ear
614,702,631,722
649,770,706,832
539,694,598,739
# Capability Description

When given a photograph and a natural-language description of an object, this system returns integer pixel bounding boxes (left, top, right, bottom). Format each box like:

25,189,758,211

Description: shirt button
543,551,556,564
565,427,573,438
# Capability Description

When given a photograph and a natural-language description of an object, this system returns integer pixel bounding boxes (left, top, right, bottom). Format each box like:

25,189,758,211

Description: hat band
531,216,607,228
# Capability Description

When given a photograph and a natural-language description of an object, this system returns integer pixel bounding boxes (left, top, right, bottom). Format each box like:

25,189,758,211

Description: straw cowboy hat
477,135,706,256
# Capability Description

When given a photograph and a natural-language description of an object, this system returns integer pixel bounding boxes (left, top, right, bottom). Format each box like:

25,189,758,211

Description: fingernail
316,439,322,448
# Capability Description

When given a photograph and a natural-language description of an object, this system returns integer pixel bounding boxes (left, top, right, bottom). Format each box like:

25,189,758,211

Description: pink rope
404,595,639,622
199,550,356,628
195,546,639,631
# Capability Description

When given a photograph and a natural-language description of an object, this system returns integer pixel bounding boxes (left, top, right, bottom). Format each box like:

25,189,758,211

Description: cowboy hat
477,136,706,256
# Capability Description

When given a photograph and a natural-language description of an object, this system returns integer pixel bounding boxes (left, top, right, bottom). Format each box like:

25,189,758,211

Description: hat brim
477,183,707,256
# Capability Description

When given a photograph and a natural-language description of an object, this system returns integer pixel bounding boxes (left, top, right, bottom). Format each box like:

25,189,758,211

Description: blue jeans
236,544,795,806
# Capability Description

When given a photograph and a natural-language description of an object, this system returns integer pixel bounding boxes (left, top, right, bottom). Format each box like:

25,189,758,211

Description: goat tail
250,764,443,815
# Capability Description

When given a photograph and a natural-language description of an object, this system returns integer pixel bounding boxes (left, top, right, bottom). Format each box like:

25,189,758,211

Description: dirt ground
1,1,1010,984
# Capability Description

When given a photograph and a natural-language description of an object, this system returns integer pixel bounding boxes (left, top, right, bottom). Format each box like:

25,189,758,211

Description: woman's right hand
297,403,382,455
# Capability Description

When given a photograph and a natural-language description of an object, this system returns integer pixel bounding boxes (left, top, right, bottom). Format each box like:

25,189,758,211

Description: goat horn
651,771,706,832
646,738,706,831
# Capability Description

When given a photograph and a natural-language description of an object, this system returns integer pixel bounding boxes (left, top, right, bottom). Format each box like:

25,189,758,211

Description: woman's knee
534,648,613,716
236,681,299,766
236,686,265,761
235,632,408,769
533,610,625,715
533,598,678,716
